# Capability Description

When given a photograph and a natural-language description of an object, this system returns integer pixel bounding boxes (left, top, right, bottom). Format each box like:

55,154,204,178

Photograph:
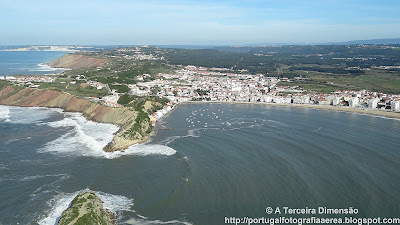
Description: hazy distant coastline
0,45,103,52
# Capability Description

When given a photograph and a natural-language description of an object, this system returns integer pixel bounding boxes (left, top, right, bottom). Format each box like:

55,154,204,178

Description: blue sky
1,0,400,45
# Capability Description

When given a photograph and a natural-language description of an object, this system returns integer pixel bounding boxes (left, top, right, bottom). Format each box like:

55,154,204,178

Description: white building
272,97,283,104
332,97,341,106
392,101,400,111
369,98,380,109
260,95,273,103
349,97,360,108
293,95,310,104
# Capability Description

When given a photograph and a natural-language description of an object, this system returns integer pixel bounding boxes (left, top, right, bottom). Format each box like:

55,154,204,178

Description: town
2,63,400,126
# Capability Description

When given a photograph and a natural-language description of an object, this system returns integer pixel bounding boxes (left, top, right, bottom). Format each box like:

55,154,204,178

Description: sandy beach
183,101,400,119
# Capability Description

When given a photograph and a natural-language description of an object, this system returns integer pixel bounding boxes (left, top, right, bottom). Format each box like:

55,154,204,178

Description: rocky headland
0,86,152,151
48,54,107,69
57,192,115,225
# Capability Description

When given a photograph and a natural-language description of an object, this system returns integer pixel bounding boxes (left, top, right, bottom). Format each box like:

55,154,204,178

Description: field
282,70,400,93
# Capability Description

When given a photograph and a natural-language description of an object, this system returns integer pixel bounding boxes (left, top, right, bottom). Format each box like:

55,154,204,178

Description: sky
1,0,400,45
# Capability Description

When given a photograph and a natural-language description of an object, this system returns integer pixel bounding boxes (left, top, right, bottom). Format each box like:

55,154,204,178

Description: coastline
56,192,115,225
0,50,68,76
180,101,400,120
151,102,181,136
0,86,148,152
2,84,398,154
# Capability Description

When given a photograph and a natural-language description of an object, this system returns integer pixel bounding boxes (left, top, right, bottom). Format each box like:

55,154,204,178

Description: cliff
57,192,115,225
48,54,107,69
0,86,151,151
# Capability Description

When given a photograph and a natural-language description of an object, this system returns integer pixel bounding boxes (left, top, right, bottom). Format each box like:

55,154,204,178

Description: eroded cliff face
0,86,149,151
57,192,115,225
48,54,107,69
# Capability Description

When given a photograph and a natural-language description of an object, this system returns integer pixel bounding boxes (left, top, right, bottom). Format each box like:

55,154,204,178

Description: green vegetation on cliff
129,110,152,138
117,95,169,138
0,80,23,96
0,80,10,89
109,84,130,94
0,86,143,151
57,192,114,225
117,95,169,112
39,79,109,98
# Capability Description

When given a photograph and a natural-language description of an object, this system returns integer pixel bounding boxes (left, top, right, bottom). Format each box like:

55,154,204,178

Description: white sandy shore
181,101,400,119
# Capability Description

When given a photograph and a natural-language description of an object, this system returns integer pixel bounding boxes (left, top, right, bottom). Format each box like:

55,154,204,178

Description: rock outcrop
0,86,150,151
57,192,114,225
48,54,107,69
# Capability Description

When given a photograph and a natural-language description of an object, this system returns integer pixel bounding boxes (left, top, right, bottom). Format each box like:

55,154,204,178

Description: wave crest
41,112,176,159
104,144,177,159
0,105,11,121
37,188,133,225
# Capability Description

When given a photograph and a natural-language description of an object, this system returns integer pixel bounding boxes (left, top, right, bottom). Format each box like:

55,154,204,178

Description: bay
0,103,399,224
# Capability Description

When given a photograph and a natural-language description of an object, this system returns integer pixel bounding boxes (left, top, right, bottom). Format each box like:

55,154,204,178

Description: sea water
0,103,399,224
0,50,68,76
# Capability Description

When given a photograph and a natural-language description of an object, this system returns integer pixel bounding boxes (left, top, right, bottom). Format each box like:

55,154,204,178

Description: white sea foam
41,112,176,159
264,119,289,127
4,106,62,124
312,127,323,133
346,111,400,121
160,129,202,145
125,217,193,225
39,112,119,158
95,191,134,213
3,106,176,158
28,174,71,199
31,63,59,72
37,189,133,225
187,129,200,137
0,105,10,121
104,144,177,159
20,173,69,182
37,191,77,225
4,136,32,143
0,163,8,170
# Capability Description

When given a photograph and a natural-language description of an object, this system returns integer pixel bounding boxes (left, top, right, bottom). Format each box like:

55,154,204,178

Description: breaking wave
2,105,63,124
125,217,193,225
31,63,59,72
0,105,11,121
39,112,119,157
37,189,133,225
105,144,177,159
40,112,176,159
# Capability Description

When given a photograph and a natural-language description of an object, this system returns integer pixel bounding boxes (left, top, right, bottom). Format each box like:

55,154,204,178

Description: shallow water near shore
0,103,400,224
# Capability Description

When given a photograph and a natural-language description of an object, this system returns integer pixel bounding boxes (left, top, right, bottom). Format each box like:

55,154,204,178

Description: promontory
57,192,115,225
0,50,171,152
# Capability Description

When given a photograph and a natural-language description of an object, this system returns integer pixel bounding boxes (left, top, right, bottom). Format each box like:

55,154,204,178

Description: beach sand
183,101,400,119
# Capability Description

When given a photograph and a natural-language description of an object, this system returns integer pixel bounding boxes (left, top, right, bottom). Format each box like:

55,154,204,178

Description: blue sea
0,103,400,225
0,45,117,76
0,50,67,76
0,47,400,224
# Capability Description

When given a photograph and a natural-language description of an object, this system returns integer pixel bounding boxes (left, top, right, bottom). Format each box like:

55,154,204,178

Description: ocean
0,103,399,224
0,50,68,76
0,45,139,77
